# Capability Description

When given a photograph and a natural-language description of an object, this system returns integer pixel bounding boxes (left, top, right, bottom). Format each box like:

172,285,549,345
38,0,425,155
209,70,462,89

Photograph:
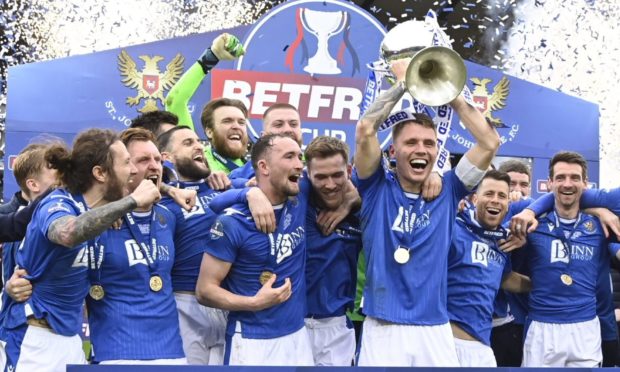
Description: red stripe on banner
285,8,305,72
337,41,346,65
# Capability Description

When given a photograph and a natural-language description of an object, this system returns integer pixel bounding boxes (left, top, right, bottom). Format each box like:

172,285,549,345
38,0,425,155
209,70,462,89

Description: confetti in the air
0,0,618,186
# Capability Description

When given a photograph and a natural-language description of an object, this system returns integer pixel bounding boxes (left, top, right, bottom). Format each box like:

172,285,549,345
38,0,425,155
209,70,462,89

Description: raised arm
354,59,409,179
453,96,500,172
165,33,245,131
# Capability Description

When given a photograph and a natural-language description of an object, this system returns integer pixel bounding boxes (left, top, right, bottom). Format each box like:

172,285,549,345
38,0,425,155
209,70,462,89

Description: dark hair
479,169,511,189
13,143,48,193
157,126,191,153
250,133,296,172
498,159,531,180
549,151,588,179
46,128,119,194
305,136,350,164
130,110,178,136
120,127,157,147
263,103,299,120
200,98,248,134
392,112,436,141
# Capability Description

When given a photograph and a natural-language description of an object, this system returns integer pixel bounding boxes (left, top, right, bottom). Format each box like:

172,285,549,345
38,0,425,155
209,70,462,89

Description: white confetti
502,0,620,187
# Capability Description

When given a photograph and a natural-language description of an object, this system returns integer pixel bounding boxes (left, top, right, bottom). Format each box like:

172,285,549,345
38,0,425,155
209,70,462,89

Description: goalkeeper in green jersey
166,33,248,174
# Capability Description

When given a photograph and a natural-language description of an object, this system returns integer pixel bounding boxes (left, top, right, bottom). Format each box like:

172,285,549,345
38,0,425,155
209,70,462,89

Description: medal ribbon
549,210,583,276
124,210,161,279
392,182,425,256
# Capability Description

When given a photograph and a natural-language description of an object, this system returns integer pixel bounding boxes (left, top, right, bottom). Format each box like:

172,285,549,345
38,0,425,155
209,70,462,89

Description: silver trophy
379,19,466,106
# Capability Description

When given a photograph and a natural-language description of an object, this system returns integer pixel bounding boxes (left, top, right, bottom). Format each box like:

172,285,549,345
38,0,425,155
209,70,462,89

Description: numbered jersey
204,181,310,339
87,205,184,362
160,180,220,291
447,212,511,345
353,162,469,324
8,189,89,336
526,212,608,323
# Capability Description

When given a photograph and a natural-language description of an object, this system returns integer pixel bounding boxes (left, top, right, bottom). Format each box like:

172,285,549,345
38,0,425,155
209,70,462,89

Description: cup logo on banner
210,0,386,150
117,50,185,113
297,9,348,75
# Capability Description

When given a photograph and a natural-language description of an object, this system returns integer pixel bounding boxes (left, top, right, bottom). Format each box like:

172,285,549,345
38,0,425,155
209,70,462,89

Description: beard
210,131,248,159
102,170,126,202
175,156,211,181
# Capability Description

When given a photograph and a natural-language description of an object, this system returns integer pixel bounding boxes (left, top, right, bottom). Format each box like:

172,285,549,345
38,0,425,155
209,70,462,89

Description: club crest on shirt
156,212,167,228
283,213,292,230
583,220,596,233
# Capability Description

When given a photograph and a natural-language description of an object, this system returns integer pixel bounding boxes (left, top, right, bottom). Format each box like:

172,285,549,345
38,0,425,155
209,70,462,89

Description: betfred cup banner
211,0,387,150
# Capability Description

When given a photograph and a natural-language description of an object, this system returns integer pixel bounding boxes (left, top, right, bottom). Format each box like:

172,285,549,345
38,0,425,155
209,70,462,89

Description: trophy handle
329,11,348,37
299,8,314,36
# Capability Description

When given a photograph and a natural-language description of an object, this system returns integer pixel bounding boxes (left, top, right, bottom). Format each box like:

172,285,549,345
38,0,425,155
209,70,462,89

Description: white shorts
0,339,6,372
454,337,497,367
175,292,227,365
522,317,602,367
305,316,355,366
227,323,314,366
100,358,187,365
358,316,459,367
7,325,86,372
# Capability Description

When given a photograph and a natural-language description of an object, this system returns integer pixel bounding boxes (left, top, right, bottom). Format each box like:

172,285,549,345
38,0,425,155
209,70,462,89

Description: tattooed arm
48,179,160,248
48,196,137,248
354,59,409,179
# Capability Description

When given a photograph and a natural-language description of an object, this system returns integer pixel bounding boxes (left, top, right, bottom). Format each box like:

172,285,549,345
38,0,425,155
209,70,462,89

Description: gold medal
394,247,410,264
89,285,105,300
149,275,163,292
259,271,274,285
560,274,573,286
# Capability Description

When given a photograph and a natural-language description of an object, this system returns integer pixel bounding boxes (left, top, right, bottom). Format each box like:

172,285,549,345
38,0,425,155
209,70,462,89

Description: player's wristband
197,48,219,74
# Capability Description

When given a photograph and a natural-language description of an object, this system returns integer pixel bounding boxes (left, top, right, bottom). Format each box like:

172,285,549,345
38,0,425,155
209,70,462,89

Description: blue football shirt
353,162,469,324
447,211,511,345
87,205,184,361
160,180,220,292
305,202,361,318
204,183,310,339
7,189,89,336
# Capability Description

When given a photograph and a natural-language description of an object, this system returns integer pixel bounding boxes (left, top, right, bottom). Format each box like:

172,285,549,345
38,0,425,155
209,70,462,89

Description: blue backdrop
5,0,599,199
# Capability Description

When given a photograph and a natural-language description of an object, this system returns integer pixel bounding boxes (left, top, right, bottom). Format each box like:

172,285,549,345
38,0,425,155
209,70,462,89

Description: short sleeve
39,194,80,239
204,215,240,263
